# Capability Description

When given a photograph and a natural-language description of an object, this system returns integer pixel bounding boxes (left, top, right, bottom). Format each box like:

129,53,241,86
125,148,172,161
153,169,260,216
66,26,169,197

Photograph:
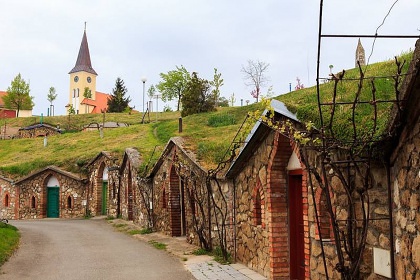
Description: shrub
207,114,236,127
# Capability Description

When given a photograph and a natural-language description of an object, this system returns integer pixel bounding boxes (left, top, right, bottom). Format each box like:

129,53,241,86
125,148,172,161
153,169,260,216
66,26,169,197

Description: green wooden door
101,182,108,215
47,187,59,218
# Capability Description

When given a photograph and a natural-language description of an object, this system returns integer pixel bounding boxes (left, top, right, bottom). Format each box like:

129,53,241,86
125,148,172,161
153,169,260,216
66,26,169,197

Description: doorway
47,187,59,218
289,172,305,279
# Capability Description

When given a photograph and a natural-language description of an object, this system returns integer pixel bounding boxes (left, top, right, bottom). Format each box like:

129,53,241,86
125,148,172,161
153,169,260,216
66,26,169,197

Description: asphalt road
0,219,195,280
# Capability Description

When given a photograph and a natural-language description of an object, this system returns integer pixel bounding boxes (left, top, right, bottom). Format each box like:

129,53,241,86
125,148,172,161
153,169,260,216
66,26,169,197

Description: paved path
0,219,194,280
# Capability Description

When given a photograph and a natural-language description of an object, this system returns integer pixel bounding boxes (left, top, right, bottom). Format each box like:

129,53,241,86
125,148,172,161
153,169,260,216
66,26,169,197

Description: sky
0,0,418,116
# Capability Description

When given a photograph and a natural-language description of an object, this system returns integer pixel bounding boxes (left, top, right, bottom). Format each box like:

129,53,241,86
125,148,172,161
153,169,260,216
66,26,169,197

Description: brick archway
266,132,309,279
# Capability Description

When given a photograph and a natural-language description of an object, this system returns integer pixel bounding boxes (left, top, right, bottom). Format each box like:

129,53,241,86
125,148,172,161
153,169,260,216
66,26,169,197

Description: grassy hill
0,52,412,178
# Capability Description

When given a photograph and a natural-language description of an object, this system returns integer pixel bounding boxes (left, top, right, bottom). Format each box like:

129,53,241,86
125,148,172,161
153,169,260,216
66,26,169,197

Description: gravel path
0,219,195,280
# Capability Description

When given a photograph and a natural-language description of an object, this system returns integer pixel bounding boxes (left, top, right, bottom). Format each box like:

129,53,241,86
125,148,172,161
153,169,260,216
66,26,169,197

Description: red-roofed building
68,28,110,114
80,91,110,113
0,91,16,118
0,90,32,118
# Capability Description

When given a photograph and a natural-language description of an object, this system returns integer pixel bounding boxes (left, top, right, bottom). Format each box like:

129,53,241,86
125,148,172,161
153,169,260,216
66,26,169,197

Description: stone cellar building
1,40,419,280
1,166,87,219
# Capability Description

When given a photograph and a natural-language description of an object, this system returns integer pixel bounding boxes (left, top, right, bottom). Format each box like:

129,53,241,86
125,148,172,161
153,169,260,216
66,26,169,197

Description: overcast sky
0,0,418,116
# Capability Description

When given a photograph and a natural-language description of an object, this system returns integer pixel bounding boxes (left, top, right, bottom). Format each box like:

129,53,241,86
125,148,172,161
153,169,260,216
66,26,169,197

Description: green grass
139,228,153,235
128,229,143,235
0,223,20,266
211,246,232,264
193,248,209,255
148,240,167,250
207,113,237,127
277,52,412,142
113,223,127,228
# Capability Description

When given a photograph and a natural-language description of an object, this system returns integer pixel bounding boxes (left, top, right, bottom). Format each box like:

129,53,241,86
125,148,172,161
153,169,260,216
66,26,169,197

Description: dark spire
69,28,97,75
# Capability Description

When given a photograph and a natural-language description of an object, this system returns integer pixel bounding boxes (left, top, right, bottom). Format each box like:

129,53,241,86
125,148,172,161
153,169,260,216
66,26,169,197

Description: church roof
69,30,97,75
80,91,110,113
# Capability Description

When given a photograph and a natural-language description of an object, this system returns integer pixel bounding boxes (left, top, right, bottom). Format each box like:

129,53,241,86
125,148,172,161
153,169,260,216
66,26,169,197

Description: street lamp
141,76,147,113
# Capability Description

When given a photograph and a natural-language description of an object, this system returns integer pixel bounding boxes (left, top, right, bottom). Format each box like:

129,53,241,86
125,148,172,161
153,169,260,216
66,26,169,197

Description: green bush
207,114,236,127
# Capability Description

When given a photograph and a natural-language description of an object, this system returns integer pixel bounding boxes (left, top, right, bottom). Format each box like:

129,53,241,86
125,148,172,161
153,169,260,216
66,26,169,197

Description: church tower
355,38,366,67
68,26,97,114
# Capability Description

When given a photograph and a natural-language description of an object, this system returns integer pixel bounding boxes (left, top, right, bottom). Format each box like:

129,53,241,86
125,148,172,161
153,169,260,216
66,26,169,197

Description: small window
67,196,72,209
162,188,167,209
31,196,36,209
189,189,196,216
4,194,9,207
112,183,116,199
255,191,262,226
318,189,332,240
77,88,80,97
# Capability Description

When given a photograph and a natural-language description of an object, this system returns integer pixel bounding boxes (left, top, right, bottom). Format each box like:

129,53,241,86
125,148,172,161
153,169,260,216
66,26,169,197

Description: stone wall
0,176,17,220
391,103,420,279
16,168,86,219
307,160,391,280
232,131,311,279
152,146,199,240
87,153,117,217
233,132,274,278
151,140,233,251
18,125,60,138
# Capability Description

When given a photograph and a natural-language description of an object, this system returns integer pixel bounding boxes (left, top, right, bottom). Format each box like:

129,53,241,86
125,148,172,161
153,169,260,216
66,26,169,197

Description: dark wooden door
289,174,305,280
180,180,186,236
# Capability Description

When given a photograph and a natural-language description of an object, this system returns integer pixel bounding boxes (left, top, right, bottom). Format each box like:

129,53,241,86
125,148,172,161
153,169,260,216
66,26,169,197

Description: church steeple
69,28,97,75
355,38,366,67
68,26,98,115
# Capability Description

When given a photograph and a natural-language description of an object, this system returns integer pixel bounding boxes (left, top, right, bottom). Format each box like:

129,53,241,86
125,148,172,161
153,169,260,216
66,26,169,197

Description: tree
181,72,215,117
83,87,92,113
47,86,57,116
147,84,156,100
241,60,270,103
107,78,131,113
209,68,224,107
217,96,229,107
156,65,190,111
147,84,156,112
4,73,33,117
67,104,75,130
229,93,236,107
295,77,304,90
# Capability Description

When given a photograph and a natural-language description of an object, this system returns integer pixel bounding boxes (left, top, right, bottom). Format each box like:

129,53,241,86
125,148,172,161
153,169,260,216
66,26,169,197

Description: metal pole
156,95,158,122
142,81,145,113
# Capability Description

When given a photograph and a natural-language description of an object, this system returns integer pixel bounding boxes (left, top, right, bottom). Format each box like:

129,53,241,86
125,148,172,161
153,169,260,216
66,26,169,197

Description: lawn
0,51,413,177
0,222,20,266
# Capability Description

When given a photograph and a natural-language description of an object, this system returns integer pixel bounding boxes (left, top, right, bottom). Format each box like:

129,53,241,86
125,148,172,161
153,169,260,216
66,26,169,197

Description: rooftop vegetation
0,51,413,177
